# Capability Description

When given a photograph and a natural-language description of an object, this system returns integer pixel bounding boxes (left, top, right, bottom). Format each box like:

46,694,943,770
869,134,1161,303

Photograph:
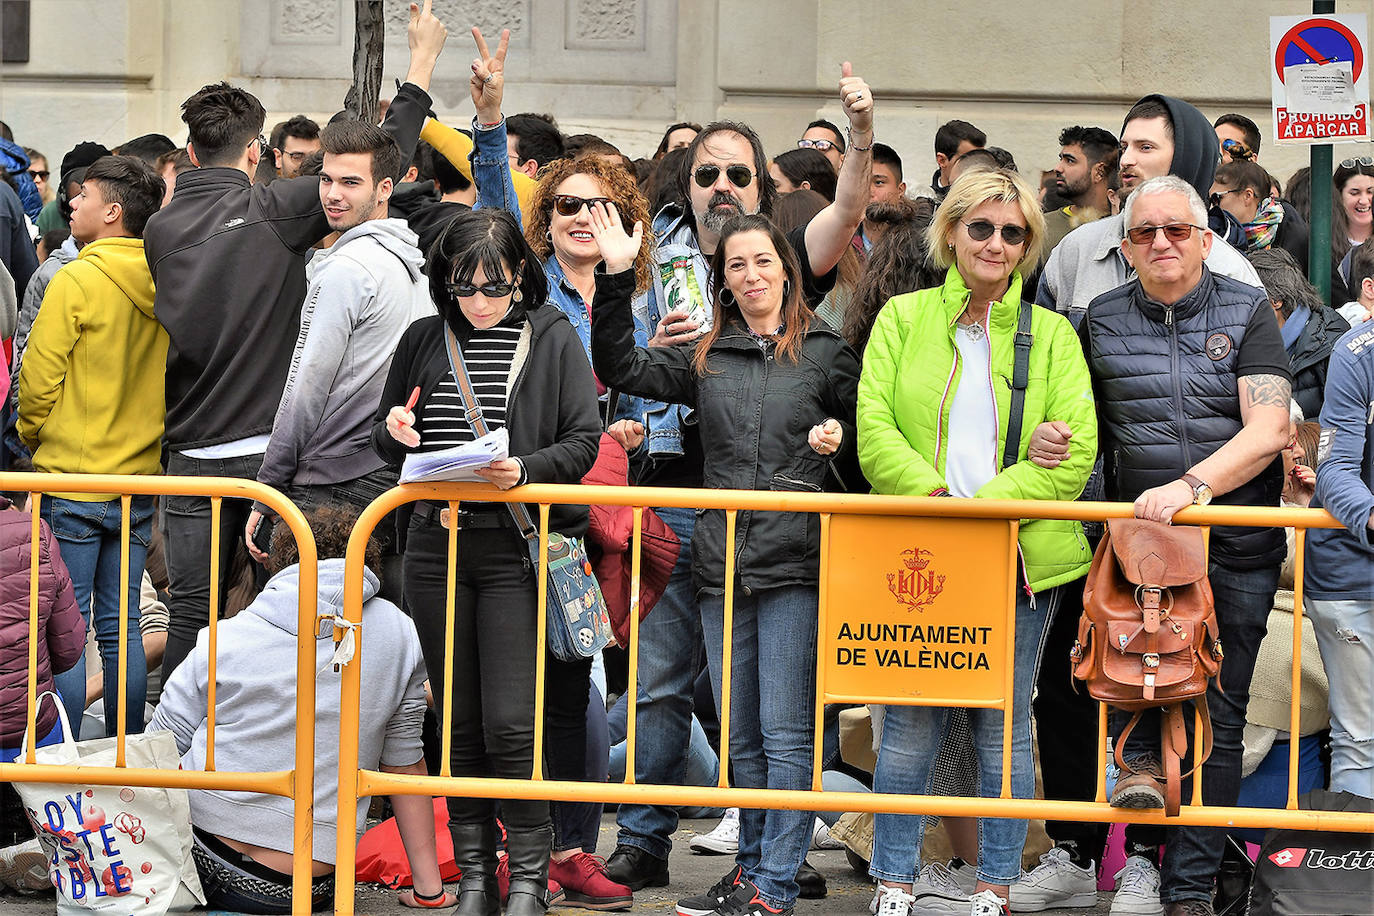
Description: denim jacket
470,117,643,429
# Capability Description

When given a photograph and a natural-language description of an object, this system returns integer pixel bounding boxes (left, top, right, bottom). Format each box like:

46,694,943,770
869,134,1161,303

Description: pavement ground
0,815,1120,914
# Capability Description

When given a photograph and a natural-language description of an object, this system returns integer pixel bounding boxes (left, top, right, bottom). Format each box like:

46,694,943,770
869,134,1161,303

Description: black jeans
161,451,264,681
405,517,588,832
1110,559,1277,905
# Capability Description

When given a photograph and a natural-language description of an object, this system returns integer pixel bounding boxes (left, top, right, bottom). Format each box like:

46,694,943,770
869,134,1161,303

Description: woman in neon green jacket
857,168,1097,916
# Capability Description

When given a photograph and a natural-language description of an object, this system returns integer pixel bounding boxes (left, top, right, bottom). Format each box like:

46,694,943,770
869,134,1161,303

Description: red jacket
0,498,84,745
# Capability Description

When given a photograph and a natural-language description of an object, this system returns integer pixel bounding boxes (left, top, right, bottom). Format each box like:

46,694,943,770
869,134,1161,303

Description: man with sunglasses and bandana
144,0,448,681
1077,174,1291,916
601,64,875,898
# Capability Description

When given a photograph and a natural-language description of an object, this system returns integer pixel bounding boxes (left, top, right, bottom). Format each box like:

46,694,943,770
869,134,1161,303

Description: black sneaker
677,864,749,916
711,881,793,916
604,843,669,891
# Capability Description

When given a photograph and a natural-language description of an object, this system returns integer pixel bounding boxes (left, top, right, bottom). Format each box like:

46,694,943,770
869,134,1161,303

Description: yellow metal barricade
333,483,1373,915
0,472,319,914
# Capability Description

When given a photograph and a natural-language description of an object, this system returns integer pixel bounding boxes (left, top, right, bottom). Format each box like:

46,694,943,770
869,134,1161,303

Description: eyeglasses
282,150,311,164
1221,138,1254,161
797,138,837,152
254,134,269,156
447,280,516,298
27,170,48,181
552,194,613,217
693,164,754,189
1125,223,1204,245
1340,156,1374,169
962,220,1027,245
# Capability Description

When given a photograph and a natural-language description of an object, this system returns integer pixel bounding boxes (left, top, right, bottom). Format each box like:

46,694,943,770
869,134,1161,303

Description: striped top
422,321,523,447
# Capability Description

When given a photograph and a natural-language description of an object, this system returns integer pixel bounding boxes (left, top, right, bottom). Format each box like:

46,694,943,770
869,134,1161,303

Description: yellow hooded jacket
18,236,168,495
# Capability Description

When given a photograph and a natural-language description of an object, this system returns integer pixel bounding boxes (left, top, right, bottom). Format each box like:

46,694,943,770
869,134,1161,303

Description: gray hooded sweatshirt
149,558,426,863
257,218,434,496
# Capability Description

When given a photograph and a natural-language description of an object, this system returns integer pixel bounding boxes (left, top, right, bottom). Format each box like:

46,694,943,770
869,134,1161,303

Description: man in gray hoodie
245,119,434,600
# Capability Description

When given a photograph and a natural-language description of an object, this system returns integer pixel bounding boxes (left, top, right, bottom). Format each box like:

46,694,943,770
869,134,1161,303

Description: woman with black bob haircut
589,206,860,916
371,206,601,916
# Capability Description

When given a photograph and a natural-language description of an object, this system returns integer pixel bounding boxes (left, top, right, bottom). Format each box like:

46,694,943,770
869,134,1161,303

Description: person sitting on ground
149,505,453,914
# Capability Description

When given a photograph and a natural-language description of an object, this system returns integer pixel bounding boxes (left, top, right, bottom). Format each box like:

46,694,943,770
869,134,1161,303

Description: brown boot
1110,757,1165,809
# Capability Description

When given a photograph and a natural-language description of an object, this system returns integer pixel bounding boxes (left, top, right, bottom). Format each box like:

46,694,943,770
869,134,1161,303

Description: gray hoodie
8,236,76,407
149,558,427,863
257,218,434,497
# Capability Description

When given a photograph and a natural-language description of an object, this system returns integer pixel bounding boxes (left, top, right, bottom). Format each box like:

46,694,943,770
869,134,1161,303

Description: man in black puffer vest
1083,175,1291,916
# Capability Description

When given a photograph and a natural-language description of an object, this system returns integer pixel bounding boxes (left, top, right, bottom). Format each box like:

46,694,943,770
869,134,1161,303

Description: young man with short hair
244,120,433,602
1214,112,1261,162
18,154,168,735
506,112,565,177
931,119,985,201
1043,125,1118,252
1338,238,1374,326
857,142,905,253
272,114,322,180
144,1,448,681
797,118,845,170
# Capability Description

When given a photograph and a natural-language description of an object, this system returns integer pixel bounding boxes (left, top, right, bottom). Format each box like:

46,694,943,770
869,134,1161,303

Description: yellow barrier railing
0,473,319,914
331,482,1372,914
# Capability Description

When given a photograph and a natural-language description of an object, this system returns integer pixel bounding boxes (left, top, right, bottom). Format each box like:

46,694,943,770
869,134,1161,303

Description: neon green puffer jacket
857,266,1097,591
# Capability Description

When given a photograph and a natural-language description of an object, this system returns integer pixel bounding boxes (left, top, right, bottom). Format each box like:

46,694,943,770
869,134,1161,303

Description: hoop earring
545,230,553,244
718,288,736,307
782,280,791,301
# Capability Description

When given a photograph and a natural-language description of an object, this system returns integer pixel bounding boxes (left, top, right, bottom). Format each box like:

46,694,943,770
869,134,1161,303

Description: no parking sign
1270,14,1369,144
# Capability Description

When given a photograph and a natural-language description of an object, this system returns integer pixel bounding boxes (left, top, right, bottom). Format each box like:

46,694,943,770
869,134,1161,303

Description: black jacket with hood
144,82,432,450
1290,304,1350,421
370,307,601,538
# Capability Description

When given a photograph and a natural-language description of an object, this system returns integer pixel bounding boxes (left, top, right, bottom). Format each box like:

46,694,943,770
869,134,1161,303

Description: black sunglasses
962,220,1027,245
1209,188,1247,208
1125,223,1203,245
693,164,754,189
552,194,613,217
27,169,48,181
447,279,517,298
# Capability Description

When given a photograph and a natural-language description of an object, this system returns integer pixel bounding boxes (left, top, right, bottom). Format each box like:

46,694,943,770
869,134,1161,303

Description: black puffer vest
1086,269,1284,568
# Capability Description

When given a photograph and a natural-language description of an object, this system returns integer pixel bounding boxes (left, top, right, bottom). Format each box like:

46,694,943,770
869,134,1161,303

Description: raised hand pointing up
470,26,511,125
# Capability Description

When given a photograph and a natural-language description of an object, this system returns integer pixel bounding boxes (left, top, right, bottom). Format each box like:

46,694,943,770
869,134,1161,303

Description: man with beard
603,63,874,894
1042,126,1118,253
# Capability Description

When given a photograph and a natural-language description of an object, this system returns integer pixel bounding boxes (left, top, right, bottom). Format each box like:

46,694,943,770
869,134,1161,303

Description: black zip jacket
1289,304,1350,421
590,267,860,594
144,82,432,450
371,308,601,537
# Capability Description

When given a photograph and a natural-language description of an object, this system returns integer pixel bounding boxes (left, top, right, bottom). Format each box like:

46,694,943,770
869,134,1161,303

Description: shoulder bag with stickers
442,324,613,661
1072,518,1223,815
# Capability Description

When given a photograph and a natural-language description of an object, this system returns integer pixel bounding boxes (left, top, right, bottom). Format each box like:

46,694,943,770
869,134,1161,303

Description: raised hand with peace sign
470,26,511,126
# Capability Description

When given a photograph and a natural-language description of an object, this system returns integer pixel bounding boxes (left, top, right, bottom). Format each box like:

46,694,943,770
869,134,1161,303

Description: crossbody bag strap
604,389,620,434
1002,300,1034,470
442,323,540,541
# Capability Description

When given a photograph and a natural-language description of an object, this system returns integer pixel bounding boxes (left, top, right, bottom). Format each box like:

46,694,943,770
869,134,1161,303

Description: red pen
405,386,421,412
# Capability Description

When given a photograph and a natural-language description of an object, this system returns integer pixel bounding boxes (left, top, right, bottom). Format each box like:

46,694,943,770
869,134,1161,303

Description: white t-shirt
944,322,999,499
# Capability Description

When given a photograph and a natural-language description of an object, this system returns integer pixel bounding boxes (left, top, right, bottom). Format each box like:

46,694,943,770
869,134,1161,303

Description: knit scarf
1244,196,1285,250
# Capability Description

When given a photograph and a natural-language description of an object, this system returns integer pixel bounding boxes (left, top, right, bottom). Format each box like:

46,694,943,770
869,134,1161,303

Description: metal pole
1308,0,1336,305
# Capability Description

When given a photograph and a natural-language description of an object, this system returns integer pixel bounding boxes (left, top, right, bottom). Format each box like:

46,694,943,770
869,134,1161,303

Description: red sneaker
548,852,634,911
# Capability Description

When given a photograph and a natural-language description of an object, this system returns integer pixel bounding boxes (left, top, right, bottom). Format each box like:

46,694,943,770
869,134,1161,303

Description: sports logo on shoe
887,547,946,611
1268,847,1306,868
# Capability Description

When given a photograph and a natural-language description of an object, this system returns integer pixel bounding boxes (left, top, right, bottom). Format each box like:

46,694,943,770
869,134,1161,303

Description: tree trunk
344,0,385,125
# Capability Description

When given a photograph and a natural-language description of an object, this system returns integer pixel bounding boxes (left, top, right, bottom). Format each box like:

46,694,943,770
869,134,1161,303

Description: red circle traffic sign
1275,18,1364,85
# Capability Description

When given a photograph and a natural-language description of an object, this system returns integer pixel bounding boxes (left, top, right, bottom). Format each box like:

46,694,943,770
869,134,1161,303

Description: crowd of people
0,3,1371,916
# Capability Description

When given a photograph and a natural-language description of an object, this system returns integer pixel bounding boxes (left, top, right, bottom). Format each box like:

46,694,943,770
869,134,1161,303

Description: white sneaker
688,807,739,855
967,889,1009,916
907,862,971,915
811,817,844,850
1008,846,1097,912
0,839,52,894
872,883,918,916
1109,855,1163,916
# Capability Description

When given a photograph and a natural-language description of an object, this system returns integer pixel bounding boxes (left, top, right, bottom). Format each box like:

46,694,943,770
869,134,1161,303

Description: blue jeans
871,585,1061,886
701,583,819,910
1114,561,1277,905
42,496,152,736
609,694,724,819
1233,735,1325,845
615,505,701,858
1305,599,1374,798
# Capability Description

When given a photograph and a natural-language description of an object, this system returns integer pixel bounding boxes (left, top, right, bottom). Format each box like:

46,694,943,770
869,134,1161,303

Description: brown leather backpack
1072,518,1224,815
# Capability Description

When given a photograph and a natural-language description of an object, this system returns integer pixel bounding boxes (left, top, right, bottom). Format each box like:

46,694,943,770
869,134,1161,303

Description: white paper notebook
399,428,509,483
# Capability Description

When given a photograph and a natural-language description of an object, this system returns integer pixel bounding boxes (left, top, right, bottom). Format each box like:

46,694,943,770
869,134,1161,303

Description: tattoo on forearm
1241,374,1292,410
